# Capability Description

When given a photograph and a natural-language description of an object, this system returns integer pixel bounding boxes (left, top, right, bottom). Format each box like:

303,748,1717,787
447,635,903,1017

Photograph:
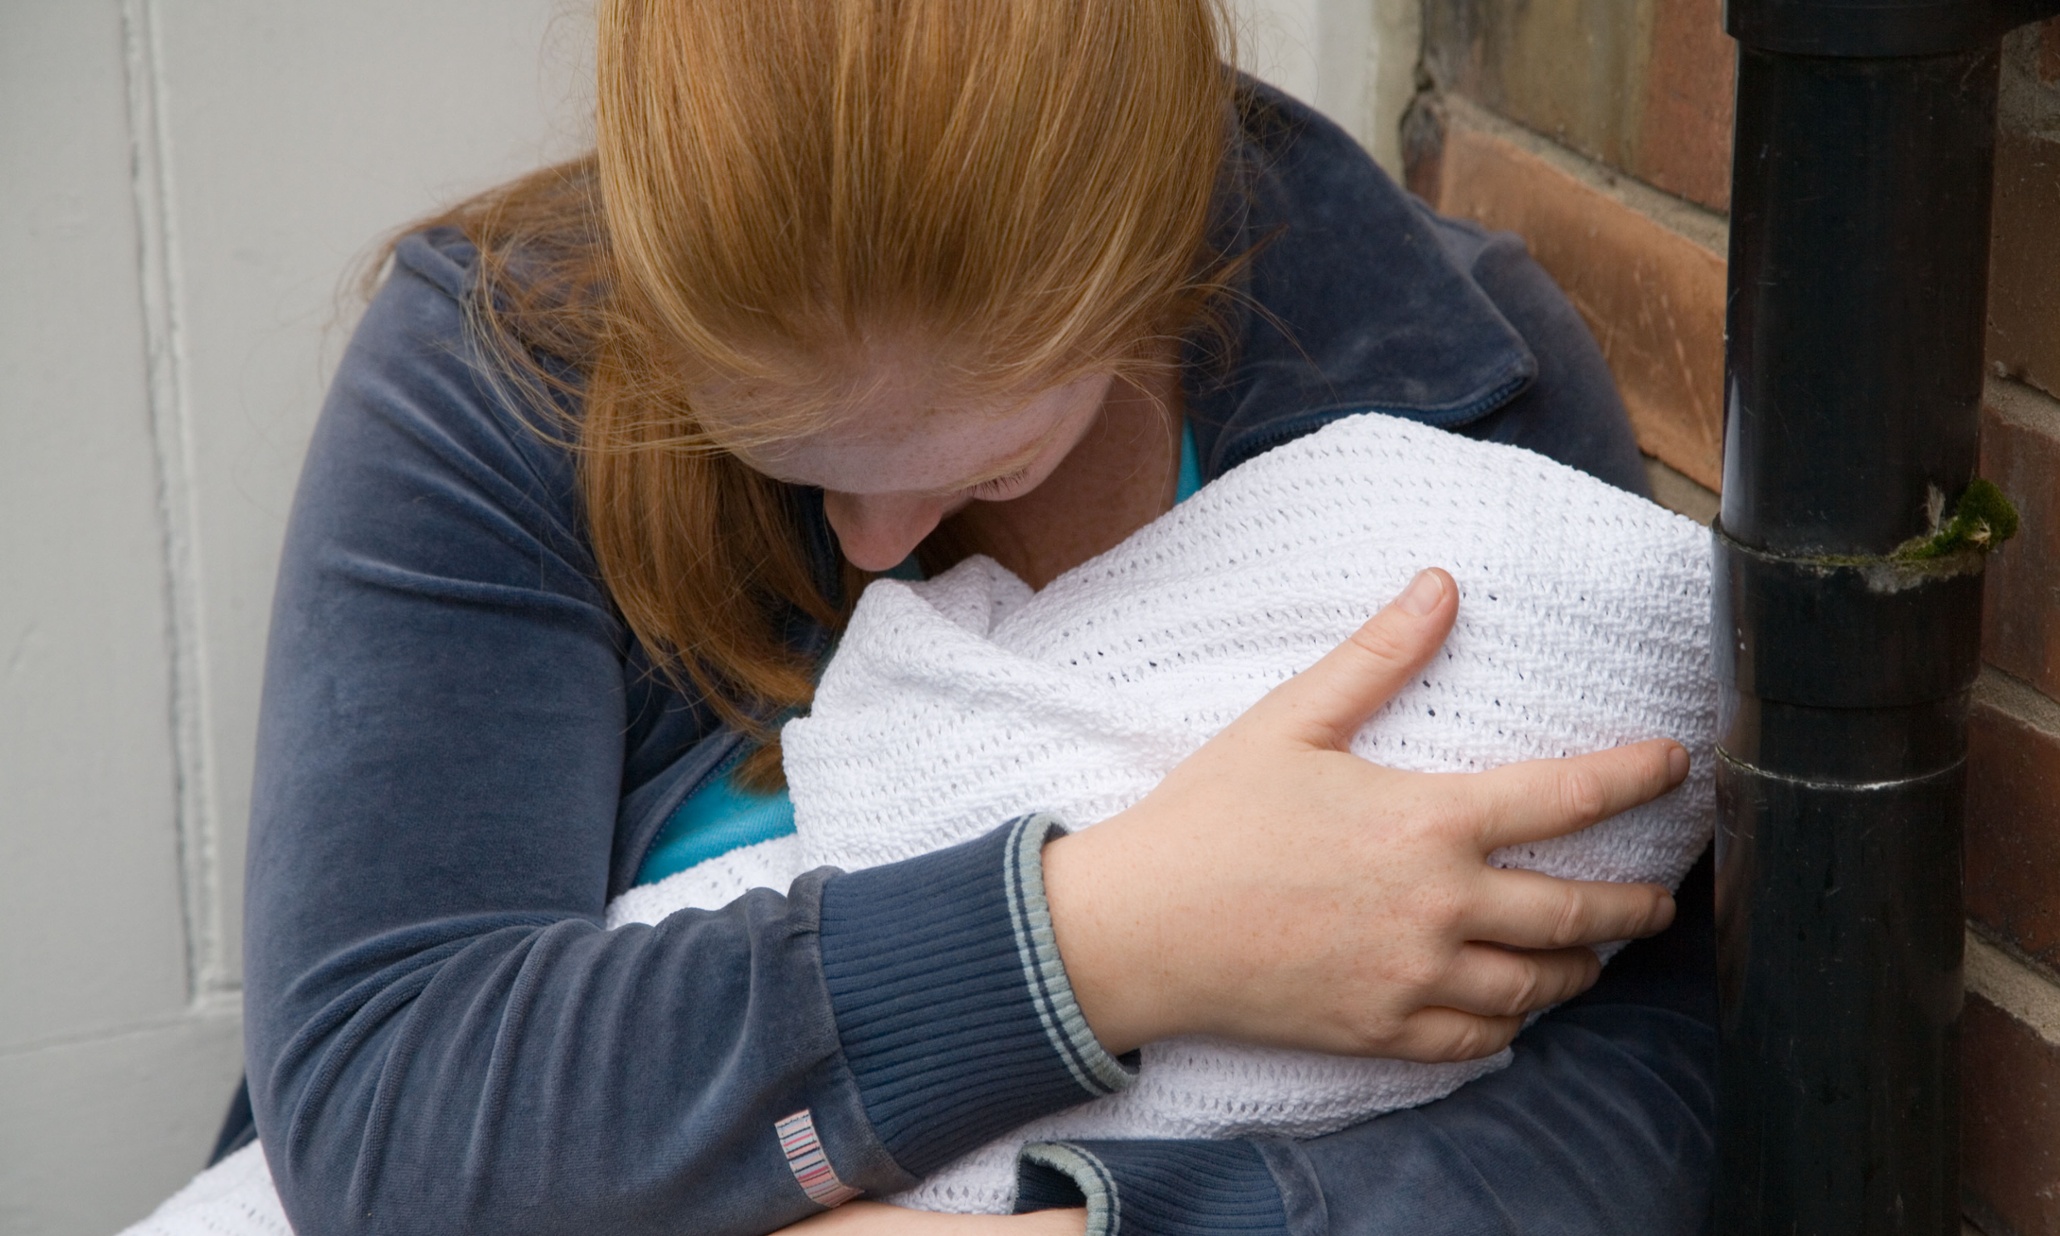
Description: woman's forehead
731,373,1110,494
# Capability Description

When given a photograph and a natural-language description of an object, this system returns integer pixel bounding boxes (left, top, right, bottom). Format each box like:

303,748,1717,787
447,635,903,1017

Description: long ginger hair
400,0,1237,779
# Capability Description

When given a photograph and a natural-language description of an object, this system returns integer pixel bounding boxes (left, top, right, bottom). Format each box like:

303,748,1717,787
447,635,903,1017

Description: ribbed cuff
1015,1140,1296,1236
818,815,1134,1175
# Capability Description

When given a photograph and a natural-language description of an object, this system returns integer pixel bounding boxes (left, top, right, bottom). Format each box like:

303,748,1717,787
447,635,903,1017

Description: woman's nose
822,492,948,572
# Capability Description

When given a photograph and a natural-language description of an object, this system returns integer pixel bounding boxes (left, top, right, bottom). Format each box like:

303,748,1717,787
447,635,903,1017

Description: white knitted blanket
124,412,1714,1233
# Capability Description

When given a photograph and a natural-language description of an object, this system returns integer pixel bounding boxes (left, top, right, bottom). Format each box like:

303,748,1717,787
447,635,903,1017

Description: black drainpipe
1715,1,2051,1233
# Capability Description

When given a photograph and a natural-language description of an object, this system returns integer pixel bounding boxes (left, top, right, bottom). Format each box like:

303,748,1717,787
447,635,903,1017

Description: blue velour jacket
239,83,1715,1236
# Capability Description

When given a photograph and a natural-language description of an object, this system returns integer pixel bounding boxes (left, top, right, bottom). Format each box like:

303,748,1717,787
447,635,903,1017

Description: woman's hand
778,1202,1087,1234
1043,567,1687,1062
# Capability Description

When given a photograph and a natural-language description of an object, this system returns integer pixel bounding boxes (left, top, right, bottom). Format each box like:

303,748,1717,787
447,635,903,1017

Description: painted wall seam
0,992,244,1062
119,0,230,1004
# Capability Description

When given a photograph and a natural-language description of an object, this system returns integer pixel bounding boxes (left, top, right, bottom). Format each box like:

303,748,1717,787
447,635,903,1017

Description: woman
238,1,1714,1233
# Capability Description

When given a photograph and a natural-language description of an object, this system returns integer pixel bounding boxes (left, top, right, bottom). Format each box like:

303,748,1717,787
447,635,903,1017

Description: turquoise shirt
633,422,1204,886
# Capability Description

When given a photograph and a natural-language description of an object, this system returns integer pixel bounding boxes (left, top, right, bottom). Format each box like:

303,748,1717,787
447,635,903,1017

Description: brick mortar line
1985,372,2060,438
1974,665,2060,737
1966,929,2060,1048
1438,95,1730,257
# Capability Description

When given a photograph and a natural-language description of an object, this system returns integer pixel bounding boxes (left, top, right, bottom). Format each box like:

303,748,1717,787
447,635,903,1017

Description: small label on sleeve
776,1109,862,1208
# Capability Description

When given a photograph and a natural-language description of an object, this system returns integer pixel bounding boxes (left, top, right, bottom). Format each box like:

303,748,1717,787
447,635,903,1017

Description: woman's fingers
1465,738,1689,851
1243,568,1458,750
1389,947,1609,1060
1382,1005,1526,1064
1433,941,1603,1017
1465,867,1676,950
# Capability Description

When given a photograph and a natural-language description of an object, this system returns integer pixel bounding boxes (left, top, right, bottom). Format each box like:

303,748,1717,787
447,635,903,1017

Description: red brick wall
1404,8,2060,1232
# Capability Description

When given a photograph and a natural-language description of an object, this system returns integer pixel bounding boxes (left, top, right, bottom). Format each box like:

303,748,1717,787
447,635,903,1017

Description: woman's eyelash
970,467,1032,497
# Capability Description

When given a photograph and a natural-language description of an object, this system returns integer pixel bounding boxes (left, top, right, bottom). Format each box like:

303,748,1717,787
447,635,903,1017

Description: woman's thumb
1249,568,1458,750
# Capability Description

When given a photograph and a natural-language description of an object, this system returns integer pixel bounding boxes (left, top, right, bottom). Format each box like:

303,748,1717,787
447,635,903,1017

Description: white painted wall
1,3,589,1232
0,3,1416,1232
1229,0,1422,175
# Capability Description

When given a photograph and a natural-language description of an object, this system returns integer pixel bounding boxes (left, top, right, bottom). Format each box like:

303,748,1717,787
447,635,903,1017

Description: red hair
399,0,1236,780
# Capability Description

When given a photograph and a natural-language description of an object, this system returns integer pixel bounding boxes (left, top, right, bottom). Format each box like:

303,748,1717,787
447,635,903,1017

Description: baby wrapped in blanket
621,412,1718,1212
128,412,1714,1234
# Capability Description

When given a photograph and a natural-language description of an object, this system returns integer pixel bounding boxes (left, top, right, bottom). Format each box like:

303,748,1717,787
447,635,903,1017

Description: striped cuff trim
1004,815,1136,1098
775,1109,862,1208
1022,1142,1119,1236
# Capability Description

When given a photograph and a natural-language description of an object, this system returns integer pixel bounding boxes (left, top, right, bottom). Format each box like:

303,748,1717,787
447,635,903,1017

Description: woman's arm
778,923,1711,1236
244,236,1132,1236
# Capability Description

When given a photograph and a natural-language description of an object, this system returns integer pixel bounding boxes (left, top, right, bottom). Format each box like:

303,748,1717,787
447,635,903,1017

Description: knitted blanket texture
125,413,1716,1233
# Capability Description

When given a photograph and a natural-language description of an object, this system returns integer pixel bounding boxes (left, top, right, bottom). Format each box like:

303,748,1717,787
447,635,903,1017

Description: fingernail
1667,744,1690,783
1396,569,1444,616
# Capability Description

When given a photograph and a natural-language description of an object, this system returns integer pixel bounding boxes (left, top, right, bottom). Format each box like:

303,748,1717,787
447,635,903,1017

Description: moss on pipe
1893,478,2020,561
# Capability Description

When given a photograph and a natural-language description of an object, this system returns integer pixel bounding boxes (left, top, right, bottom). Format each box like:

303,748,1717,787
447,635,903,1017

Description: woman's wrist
1041,813,1183,1056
